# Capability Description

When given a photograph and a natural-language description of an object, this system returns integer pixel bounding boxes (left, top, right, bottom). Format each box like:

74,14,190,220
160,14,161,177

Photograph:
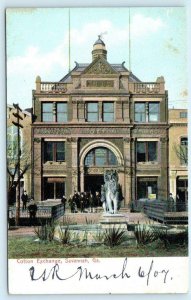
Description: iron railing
8,203,65,226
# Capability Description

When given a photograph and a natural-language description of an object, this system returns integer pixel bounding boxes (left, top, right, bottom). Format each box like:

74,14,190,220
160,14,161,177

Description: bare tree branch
173,143,188,165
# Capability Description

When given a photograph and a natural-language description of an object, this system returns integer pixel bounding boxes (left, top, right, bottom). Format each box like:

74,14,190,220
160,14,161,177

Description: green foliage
34,221,56,242
81,230,88,245
8,236,188,259
103,226,126,248
71,232,81,243
59,226,71,245
155,226,188,249
134,224,158,246
93,229,104,243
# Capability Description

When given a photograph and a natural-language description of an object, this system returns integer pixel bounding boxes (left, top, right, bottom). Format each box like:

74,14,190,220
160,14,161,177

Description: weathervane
98,31,107,39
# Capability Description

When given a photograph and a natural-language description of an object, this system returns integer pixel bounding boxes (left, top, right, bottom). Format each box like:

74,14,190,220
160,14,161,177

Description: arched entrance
79,140,124,195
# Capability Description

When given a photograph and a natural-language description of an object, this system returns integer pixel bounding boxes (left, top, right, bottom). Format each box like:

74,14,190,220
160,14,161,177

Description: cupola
92,35,107,61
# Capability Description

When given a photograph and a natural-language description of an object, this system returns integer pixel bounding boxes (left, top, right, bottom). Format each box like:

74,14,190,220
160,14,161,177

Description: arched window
85,147,117,166
180,137,188,165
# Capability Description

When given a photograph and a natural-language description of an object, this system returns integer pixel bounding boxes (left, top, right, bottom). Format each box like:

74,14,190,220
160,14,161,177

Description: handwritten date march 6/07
29,258,172,286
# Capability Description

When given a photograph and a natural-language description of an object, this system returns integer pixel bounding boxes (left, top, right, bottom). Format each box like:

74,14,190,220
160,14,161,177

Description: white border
1,0,191,299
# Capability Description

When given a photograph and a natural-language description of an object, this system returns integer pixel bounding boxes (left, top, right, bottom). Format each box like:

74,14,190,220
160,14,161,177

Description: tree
7,127,31,204
173,140,188,165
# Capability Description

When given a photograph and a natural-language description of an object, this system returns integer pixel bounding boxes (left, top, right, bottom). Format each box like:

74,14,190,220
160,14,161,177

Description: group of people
61,191,102,213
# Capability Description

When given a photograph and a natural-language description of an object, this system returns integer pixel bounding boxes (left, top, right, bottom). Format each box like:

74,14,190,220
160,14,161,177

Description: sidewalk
8,211,154,238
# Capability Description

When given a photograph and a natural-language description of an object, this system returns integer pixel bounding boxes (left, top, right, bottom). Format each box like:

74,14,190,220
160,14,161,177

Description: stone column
123,137,131,207
78,100,85,122
159,137,169,200
71,138,78,193
170,170,177,200
116,100,123,122
123,100,130,122
66,137,78,196
131,138,136,202
23,172,31,196
72,100,78,122
33,137,42,201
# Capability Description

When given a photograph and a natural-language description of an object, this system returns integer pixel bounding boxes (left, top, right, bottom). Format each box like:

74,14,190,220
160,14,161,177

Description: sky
6,7,187,109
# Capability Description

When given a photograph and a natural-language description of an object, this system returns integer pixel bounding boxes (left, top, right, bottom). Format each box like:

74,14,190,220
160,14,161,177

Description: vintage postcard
6,7,188,294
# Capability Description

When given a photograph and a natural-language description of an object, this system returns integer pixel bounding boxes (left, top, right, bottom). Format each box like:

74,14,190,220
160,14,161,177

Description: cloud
7,14,164,77
7,43,68,77
67,14,165,46
131,14,164,37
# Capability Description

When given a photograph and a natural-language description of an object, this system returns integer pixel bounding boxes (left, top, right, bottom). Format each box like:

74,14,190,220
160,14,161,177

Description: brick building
169,109,188,209
32,37,169,206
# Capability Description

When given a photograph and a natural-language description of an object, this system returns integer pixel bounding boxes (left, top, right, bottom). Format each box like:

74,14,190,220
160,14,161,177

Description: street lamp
12,103,23,226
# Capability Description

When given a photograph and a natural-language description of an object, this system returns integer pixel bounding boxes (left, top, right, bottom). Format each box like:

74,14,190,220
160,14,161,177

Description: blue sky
6,7,187,109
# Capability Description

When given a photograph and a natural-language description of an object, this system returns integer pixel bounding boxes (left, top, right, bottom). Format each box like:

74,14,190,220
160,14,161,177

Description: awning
47,177,65,183
177,177,188,181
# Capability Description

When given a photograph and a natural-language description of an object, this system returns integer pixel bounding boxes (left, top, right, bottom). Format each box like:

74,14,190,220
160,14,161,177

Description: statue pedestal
99,213,128,229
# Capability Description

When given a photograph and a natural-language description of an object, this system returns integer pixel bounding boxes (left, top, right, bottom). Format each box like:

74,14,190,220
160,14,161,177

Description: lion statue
101,170,123,214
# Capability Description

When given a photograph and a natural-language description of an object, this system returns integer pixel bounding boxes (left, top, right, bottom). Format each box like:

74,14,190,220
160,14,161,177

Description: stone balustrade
40,82,67,93
35,76,165,94
35,76,67,93
129,82,164,94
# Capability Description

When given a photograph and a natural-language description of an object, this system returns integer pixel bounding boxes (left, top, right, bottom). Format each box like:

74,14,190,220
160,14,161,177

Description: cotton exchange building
32,37,169,207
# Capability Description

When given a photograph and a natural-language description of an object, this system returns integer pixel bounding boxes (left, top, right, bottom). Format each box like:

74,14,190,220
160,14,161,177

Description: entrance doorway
176,178,188,211
84,175,104,195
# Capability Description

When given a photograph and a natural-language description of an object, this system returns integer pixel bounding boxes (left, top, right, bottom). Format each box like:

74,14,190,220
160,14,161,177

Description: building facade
169,109,188,209
7,105,32,204
32,37,169,206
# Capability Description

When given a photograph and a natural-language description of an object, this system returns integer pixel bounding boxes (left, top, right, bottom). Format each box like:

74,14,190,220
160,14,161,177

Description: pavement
8,210,154,238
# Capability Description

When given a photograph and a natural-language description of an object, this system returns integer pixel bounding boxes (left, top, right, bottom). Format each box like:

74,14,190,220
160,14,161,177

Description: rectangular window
134,102,160,122
45,142,53,161
135,103,146,122
180,112,187,118
42,103,53,122
137,141,157,162
103,102,114,122
42,102,67,122
137,142,146,162
57,103,67,122
148,103,159,122
137,177,158,199
44,178,65,200
44,141,65,162
87,102,98,122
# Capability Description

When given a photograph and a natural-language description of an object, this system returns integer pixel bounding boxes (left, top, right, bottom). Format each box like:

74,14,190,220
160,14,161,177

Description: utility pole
12,103,23,226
